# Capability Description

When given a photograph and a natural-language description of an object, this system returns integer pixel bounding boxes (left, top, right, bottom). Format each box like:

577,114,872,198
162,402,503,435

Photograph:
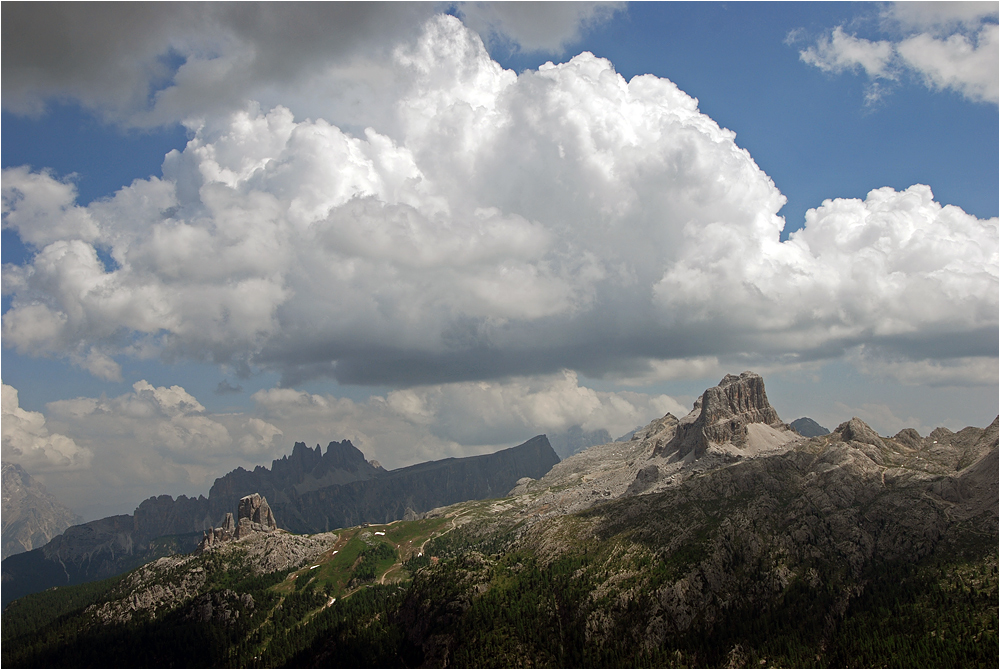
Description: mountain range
2,371,996,667
0,435,558,606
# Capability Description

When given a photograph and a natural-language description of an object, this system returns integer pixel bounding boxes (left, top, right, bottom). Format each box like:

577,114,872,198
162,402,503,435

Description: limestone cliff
655,371,790,459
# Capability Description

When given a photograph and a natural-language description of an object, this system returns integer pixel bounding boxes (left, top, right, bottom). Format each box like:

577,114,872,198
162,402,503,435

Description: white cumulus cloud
896,23,999,103
2,14,997,392
799,26,897,79
1,382,92,471
797,2,999,104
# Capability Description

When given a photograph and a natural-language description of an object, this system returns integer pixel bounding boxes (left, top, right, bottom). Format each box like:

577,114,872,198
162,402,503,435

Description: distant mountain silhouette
548,426,614,459
790,417,830,437
2,462,83,560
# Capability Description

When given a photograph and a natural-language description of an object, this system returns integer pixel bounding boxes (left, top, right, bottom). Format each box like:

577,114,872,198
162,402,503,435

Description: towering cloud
3,15,995,390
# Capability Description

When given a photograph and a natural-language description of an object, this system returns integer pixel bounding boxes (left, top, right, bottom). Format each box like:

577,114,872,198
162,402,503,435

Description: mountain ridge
2,371,996,667
1,435,559,606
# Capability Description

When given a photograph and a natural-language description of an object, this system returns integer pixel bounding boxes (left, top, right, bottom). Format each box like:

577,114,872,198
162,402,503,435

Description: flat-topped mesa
654,371,789,459
198,493,277,551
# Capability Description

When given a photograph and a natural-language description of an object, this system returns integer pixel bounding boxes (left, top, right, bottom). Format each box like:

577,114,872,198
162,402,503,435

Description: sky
2,2,997,521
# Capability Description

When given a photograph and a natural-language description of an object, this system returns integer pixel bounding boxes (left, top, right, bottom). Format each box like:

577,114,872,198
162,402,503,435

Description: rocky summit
790,416,830,437
1,372,996,668
237,493,278,537
197,493,279,551
654,370,791,459
511,371,799,509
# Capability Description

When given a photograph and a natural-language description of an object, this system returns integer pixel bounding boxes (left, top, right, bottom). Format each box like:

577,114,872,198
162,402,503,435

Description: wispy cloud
794,2,998,104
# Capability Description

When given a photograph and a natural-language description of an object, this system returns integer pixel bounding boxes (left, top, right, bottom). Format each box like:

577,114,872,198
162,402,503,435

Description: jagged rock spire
236,493,277,538
198,493,278,551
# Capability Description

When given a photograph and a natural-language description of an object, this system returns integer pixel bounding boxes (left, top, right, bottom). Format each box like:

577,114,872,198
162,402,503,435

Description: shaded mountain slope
790,417,829,437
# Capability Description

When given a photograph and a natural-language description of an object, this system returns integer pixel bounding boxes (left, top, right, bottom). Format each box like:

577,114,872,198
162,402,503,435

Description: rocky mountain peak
236,493,277,537
833,417,886,449
199,493,278,551
893,427,923,450
790,417,830,437
655,371,788,458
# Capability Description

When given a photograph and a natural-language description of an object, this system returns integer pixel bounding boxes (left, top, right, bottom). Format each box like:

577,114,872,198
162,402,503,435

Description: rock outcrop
87,529,338,626
834,417,887,449
654,371,790,459
197,513,236,550
199,494,277,551
236,493,277,538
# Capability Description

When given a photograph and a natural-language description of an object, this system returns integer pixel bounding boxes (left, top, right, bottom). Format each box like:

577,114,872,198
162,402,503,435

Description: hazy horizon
2,2,997,521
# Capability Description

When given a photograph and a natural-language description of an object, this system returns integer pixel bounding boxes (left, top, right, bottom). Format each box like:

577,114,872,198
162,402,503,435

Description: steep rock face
1,514,149,607
655,371,789,458
199,493,278,550
132,493,216,539
235,493,278,538
123,440,378,543
1,462,83,559
286,435,560,531
208,440,382,507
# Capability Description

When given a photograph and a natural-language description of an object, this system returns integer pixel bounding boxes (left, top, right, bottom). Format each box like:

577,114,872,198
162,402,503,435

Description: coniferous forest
3,484,997,668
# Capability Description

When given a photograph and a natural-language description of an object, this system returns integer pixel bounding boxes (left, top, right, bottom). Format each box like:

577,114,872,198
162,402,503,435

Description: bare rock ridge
500,378,998,595
654,371,789,458
835,417,886,449
198,493,278,551
1,462,83,560
509,372,800,512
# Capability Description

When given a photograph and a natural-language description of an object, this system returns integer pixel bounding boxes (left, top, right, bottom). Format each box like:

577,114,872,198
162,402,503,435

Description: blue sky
2,2,997,519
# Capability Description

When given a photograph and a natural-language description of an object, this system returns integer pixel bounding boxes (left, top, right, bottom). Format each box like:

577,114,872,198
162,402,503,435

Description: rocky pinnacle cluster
198,493,277,551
